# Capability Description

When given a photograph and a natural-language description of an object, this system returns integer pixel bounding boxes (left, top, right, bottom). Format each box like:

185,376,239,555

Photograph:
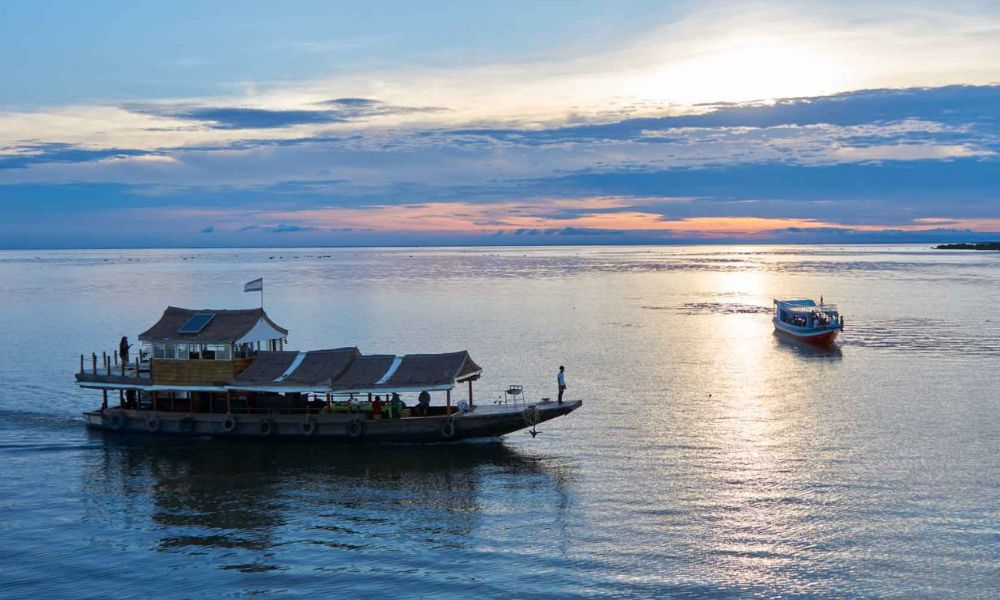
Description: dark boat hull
773,319,840,346
83,400,582,443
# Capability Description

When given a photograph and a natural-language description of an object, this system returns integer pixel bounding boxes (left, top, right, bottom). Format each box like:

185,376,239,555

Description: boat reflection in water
80,431,574,571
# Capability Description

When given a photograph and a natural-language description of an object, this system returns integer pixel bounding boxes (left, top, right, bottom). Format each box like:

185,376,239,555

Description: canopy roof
227,348,482,393
139,307,288,344
774,299,838,313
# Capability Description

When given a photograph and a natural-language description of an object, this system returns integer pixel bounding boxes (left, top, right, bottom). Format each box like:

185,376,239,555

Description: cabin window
175,343,188,358
153,344,165,359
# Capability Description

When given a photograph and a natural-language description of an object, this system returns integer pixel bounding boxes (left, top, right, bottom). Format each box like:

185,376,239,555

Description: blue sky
1,0,999,248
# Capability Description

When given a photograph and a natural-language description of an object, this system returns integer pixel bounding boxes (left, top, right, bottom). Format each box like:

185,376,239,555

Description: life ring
145,416,160,432
178,417,195,433
259,419,275,436
346,418,364,439
109,412,127,430
302,418,316,435
522,405,540,427
222,416,237,433
441,419,458,440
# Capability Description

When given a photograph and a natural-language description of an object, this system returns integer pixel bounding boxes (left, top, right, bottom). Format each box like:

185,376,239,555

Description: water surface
0,245,997,598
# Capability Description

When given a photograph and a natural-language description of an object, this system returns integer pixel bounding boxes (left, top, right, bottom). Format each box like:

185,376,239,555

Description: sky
1,0,999,248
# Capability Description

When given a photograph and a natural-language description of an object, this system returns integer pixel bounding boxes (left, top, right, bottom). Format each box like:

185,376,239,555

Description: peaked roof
138,306,288,343
225,348,482,392
230,348,359,387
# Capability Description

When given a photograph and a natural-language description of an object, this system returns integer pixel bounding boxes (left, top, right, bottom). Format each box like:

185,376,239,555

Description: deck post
91,353,97,374
226,391,232,414
101,389,108,411
446,389,452,415
80,354,84,374
113,350,118,366
468,380,473,408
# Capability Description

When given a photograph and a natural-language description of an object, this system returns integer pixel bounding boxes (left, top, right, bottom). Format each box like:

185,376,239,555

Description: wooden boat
772,299,844,345
75,306,581,442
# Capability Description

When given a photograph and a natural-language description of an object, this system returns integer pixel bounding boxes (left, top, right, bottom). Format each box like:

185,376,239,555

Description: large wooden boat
75,306,581,442
772,299,845,345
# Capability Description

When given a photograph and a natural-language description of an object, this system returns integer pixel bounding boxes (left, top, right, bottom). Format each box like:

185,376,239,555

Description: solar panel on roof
177,313,215,334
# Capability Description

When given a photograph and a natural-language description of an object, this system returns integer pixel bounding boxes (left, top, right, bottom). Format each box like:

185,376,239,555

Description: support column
226,391,232,414
102,389,108,412
446,389,452,415
468,380,473,408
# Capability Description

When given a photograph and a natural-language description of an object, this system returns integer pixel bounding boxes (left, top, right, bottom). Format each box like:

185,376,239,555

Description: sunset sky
2,0,999,248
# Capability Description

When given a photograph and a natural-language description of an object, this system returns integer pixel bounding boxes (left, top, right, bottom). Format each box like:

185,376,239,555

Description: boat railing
78,350,150,379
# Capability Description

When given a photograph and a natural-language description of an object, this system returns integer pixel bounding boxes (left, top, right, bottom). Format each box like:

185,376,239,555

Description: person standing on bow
557,366,567,404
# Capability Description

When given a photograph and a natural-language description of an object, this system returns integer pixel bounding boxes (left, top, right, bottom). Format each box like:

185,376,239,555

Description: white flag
244,278,263,292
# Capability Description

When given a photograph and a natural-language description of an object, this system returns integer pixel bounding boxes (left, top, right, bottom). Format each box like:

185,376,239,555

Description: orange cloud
157,198,1000,238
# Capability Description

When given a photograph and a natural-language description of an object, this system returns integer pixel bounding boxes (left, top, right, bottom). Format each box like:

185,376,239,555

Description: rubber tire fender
145,416,160,432
302,418,316,436
259,419,275,436
346,418,364,439
222,416,237,433
441,419,458,440
109,412,127,431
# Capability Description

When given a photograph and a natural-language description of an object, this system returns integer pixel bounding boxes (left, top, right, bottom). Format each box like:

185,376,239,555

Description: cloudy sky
2,0,999,248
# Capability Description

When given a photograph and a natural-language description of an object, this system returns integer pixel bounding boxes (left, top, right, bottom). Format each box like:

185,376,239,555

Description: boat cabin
773,299,842,329
77,305,483,418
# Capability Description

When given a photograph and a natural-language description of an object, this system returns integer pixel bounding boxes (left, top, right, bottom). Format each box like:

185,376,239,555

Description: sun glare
629,37,849,105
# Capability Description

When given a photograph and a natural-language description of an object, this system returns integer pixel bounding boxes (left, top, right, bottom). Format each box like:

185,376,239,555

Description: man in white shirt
557,366,566,404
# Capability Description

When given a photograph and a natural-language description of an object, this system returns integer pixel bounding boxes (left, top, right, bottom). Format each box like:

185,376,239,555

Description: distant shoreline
935,242,1000,250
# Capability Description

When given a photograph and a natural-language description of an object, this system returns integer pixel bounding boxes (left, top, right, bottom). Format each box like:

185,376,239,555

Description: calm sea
0,245,997,598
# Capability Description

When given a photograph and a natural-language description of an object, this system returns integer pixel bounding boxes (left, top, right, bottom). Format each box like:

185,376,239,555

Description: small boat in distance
773,298,844,345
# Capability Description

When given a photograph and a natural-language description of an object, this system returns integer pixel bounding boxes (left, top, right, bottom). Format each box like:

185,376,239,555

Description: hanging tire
109,412,127,430
302,418,316,436
346,418,364,439
222,416,237,433
145,416,160,432
259,419,274,436
522,405,540,427
178,417,195,434
441,419,458,440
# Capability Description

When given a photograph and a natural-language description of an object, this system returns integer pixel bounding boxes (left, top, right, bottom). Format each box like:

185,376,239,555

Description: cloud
123,98,445,130
265,223,313,233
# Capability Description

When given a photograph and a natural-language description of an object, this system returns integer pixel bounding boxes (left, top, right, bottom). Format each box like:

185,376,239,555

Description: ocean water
0,245,997,598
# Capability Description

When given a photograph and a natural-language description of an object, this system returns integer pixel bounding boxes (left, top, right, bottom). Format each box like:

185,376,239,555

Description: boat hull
773,319,840,345
83,400,581,443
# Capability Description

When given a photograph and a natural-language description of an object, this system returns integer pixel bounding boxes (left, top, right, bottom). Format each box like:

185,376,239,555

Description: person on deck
119,336,132,366
390,393,405,419
557,366,566,404
372,395,383,419
415,390,431,416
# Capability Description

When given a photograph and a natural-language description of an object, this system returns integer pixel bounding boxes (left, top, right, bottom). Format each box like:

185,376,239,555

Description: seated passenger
390,393,405,419
415,390,431,416
372,396,383,418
